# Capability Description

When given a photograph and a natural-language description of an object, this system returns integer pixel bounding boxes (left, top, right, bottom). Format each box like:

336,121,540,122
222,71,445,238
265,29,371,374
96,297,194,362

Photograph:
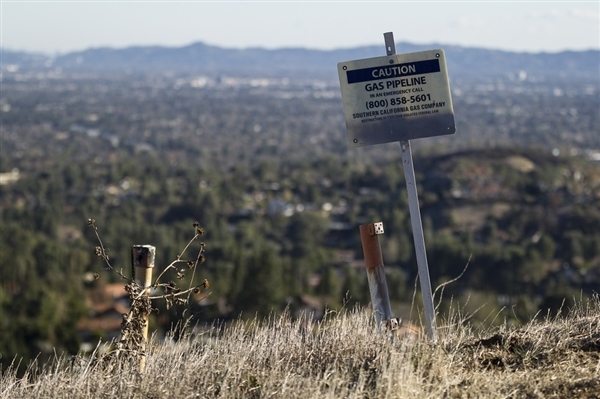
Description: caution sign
338,49,456,147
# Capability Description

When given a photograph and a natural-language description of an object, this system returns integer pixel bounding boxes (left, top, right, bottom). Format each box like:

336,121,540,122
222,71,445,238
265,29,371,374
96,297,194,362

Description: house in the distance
77,277,130,352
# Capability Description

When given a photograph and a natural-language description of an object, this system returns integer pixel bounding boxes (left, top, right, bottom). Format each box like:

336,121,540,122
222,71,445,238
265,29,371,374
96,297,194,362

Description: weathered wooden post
359,222,394,330
132,245,155,373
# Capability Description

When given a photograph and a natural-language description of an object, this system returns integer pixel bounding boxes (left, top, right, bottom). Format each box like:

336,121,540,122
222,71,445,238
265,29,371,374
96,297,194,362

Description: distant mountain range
2,42,599,80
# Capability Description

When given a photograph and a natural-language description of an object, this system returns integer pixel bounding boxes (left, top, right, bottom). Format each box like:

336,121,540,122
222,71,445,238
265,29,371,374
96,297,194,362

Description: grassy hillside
2,295,598,398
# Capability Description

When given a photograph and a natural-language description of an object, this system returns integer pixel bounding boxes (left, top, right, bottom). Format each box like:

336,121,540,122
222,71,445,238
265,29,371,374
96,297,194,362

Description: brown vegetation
2,295,598,399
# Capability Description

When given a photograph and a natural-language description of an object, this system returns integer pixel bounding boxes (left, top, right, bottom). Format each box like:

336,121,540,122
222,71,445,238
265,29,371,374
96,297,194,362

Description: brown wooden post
359,222,394,330
132,245,155,373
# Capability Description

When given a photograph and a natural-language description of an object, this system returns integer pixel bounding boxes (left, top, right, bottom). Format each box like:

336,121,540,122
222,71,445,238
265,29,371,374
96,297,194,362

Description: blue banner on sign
346,59,440,84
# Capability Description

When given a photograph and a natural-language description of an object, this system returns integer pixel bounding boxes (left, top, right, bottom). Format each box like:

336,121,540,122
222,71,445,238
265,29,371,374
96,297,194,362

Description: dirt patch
454,311,600,390
505,156,536,173
451,203,511,231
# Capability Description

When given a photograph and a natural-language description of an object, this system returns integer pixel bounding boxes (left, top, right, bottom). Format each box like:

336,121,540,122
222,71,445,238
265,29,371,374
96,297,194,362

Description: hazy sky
2,1,599,55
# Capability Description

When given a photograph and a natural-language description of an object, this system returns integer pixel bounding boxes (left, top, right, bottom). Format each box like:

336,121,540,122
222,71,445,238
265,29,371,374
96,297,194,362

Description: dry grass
2,295,599,399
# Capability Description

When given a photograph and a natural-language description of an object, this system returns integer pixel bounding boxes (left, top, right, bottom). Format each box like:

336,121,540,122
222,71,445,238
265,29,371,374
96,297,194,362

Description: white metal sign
338,49,456,147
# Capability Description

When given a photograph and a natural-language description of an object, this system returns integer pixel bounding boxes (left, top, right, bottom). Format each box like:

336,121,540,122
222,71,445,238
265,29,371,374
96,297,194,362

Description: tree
341,266,367,308
235,244,284,316
385,268,408,302
315,266,341,304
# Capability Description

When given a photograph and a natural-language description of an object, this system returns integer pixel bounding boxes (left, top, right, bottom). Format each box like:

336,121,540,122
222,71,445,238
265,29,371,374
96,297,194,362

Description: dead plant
82,218,210,372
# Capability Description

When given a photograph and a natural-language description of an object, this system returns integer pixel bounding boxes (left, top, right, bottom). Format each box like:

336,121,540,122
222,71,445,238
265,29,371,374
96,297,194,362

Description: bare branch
433,254,472,312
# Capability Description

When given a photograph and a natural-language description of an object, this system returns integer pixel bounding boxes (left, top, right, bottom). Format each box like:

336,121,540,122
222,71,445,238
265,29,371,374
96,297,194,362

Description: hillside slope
2,296,599,398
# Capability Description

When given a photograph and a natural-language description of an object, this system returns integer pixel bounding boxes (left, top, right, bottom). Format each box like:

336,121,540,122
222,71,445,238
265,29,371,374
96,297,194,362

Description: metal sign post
338,32,452,340
359,222,394,329
399,140,437,340
385,32,437,340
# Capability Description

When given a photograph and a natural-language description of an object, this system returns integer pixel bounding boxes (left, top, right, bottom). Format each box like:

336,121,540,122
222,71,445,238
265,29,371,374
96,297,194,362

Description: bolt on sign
338,50,456,147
